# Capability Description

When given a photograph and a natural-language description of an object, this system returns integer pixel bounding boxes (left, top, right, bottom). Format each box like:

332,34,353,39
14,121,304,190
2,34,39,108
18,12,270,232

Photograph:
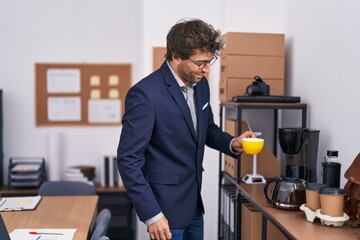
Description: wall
1,1,360,240
283,0,360,183
0,0,142,179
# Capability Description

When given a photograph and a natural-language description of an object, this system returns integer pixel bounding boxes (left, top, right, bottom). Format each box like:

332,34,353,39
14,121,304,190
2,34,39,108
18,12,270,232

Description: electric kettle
264,177,306,210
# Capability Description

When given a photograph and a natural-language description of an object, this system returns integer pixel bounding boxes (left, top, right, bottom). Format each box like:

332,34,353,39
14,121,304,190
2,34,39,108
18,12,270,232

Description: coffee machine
278,128,320,182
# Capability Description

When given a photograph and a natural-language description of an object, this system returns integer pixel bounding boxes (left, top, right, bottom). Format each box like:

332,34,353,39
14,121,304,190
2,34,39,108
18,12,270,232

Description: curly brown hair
165,18,223,61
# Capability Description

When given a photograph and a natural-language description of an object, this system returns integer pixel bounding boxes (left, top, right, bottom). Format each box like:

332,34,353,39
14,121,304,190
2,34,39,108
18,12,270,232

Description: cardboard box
224,155,237,179
219,32,286,102
224,120,281,179
221,55,285,79
153,47,167,71
241,203,286,240
219,78,285,102
221,32,285,56
241,203,262,240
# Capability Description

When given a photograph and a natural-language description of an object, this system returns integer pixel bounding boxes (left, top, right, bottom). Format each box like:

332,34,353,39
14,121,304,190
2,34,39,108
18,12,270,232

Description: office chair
38,181,96,196
98,236,110,240
90,208,112,240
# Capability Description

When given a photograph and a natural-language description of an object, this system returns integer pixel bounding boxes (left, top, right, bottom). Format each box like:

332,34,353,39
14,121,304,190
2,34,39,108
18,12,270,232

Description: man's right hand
148,216,172,240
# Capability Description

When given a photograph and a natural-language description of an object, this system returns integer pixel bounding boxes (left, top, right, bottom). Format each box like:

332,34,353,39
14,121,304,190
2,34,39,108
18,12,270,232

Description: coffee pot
264,177,306,210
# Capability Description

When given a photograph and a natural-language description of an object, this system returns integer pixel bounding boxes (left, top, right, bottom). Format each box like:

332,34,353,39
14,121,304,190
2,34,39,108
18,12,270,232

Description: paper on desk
0,196,42,211
9,229,76,240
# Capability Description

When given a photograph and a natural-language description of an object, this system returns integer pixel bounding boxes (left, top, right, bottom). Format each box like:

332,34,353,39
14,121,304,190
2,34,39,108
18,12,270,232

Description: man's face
174,49,215,85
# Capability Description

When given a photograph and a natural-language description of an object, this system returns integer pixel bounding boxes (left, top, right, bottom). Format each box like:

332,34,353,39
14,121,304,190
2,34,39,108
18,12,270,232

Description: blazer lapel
161,62,197,141
194,85,204,143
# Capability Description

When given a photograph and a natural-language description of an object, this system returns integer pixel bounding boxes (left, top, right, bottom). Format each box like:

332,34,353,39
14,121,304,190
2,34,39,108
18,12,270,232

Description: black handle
264,178,276,204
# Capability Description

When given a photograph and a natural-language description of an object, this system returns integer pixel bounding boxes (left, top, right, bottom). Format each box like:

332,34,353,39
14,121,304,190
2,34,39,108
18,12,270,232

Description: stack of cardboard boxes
219,32,285,101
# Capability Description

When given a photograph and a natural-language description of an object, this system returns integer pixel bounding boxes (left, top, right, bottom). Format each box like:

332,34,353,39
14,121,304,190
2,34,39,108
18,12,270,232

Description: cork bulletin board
35,63,131,126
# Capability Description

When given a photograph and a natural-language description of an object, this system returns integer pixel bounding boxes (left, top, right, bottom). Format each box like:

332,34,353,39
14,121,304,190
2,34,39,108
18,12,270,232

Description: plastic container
322,150,341,188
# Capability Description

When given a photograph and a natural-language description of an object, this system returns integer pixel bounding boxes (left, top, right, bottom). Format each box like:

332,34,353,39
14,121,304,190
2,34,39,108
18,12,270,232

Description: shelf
95,185,126,193
238,184,359,240
221,101,307,108
0,186,39,196
218,101,308,240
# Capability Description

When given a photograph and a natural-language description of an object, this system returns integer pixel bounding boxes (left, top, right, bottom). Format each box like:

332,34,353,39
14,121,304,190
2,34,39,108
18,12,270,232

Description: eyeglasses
188,55,218,69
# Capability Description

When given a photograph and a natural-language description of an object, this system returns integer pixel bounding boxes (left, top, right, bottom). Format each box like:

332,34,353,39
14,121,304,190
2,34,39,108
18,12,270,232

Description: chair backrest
98,236,110,240
0,215,11,240
38,181,96,196
90,208,112,240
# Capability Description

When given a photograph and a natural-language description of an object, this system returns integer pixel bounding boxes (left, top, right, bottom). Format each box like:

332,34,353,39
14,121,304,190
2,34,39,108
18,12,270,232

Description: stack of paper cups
47,131,63,181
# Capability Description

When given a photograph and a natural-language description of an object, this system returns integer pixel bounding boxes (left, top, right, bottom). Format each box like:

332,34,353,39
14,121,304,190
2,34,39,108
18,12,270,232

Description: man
117,18,255,240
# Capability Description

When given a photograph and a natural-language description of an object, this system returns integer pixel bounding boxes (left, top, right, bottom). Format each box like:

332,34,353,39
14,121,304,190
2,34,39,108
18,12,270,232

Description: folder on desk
0,195,42,211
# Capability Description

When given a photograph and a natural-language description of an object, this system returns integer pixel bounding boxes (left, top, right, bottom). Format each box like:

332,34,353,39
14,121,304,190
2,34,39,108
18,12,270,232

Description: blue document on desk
0,195,42,211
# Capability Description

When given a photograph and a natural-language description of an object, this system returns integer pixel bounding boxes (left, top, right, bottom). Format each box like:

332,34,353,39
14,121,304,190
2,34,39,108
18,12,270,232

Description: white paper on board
47,69,81,93
47,97,81,121
88,99,121,123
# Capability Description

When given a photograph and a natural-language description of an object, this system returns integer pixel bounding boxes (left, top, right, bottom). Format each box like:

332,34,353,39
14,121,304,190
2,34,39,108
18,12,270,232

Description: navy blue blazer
117,61,236,228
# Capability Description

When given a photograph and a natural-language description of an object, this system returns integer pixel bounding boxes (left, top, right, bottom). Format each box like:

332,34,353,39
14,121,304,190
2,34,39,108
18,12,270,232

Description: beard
177,63,204,85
